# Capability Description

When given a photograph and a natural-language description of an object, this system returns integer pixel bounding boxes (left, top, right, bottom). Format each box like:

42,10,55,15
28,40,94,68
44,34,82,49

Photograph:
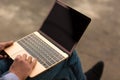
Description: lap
0,51,86,80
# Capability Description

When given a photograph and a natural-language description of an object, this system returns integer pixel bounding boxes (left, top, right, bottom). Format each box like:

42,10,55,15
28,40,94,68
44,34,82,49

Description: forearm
0,72,19,80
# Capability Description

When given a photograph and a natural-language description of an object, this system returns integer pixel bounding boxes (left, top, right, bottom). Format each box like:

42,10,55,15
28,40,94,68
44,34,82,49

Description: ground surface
0,0,120,80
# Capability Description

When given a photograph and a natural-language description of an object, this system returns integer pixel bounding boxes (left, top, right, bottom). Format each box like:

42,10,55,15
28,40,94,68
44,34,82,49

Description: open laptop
4,0,91,77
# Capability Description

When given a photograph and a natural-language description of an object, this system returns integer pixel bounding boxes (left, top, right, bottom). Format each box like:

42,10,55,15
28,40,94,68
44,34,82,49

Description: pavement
0,0,120,80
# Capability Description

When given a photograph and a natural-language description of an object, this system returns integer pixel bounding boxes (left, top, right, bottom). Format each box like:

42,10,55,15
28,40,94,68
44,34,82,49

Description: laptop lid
39,1,91,54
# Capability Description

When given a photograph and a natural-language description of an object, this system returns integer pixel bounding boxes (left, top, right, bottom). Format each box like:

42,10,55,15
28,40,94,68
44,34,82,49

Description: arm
0,41,37,80
0,54,37,80
1,72,19,80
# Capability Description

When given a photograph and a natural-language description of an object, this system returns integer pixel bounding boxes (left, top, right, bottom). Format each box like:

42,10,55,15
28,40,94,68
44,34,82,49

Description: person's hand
0,41,13,59
9,54,37,80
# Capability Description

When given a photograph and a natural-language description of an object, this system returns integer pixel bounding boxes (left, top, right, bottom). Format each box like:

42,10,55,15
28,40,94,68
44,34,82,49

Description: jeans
0,51,86,80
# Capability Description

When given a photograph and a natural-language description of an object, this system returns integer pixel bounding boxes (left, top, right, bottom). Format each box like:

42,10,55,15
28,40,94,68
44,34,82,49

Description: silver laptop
5,0,91,77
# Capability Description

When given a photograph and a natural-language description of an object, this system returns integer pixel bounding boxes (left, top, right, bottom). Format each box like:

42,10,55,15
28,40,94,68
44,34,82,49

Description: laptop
4,0,91,77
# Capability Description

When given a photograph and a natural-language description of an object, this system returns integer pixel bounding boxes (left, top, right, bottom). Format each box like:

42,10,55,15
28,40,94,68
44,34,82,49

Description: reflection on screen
40,2,91,52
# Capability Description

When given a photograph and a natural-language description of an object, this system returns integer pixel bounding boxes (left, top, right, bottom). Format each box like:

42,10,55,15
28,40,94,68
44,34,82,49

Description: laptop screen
40,1,91,53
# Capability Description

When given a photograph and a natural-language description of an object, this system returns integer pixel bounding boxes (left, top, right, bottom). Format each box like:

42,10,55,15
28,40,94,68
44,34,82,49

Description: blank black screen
40,2,91,52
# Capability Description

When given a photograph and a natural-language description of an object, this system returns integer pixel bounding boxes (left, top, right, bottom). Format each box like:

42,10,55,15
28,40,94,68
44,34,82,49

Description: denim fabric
0,58,13,76
53,51,86,80
0,51,86,80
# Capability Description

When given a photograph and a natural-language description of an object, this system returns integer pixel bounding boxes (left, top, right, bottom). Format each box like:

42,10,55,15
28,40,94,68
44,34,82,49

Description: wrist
2,71,19,80
9,70,25,80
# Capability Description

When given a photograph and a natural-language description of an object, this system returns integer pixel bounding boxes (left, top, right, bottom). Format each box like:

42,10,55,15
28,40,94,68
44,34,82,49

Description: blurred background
0,0,120,80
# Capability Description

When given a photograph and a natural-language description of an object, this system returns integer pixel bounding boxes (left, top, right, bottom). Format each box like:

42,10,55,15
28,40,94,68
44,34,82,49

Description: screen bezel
39,0,91,55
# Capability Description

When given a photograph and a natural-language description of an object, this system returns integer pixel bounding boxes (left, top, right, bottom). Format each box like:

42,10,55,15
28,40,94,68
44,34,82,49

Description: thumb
0,41,13,50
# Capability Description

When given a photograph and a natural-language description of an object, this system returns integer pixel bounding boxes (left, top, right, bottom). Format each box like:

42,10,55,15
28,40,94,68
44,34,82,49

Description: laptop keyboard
17,33,65,68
